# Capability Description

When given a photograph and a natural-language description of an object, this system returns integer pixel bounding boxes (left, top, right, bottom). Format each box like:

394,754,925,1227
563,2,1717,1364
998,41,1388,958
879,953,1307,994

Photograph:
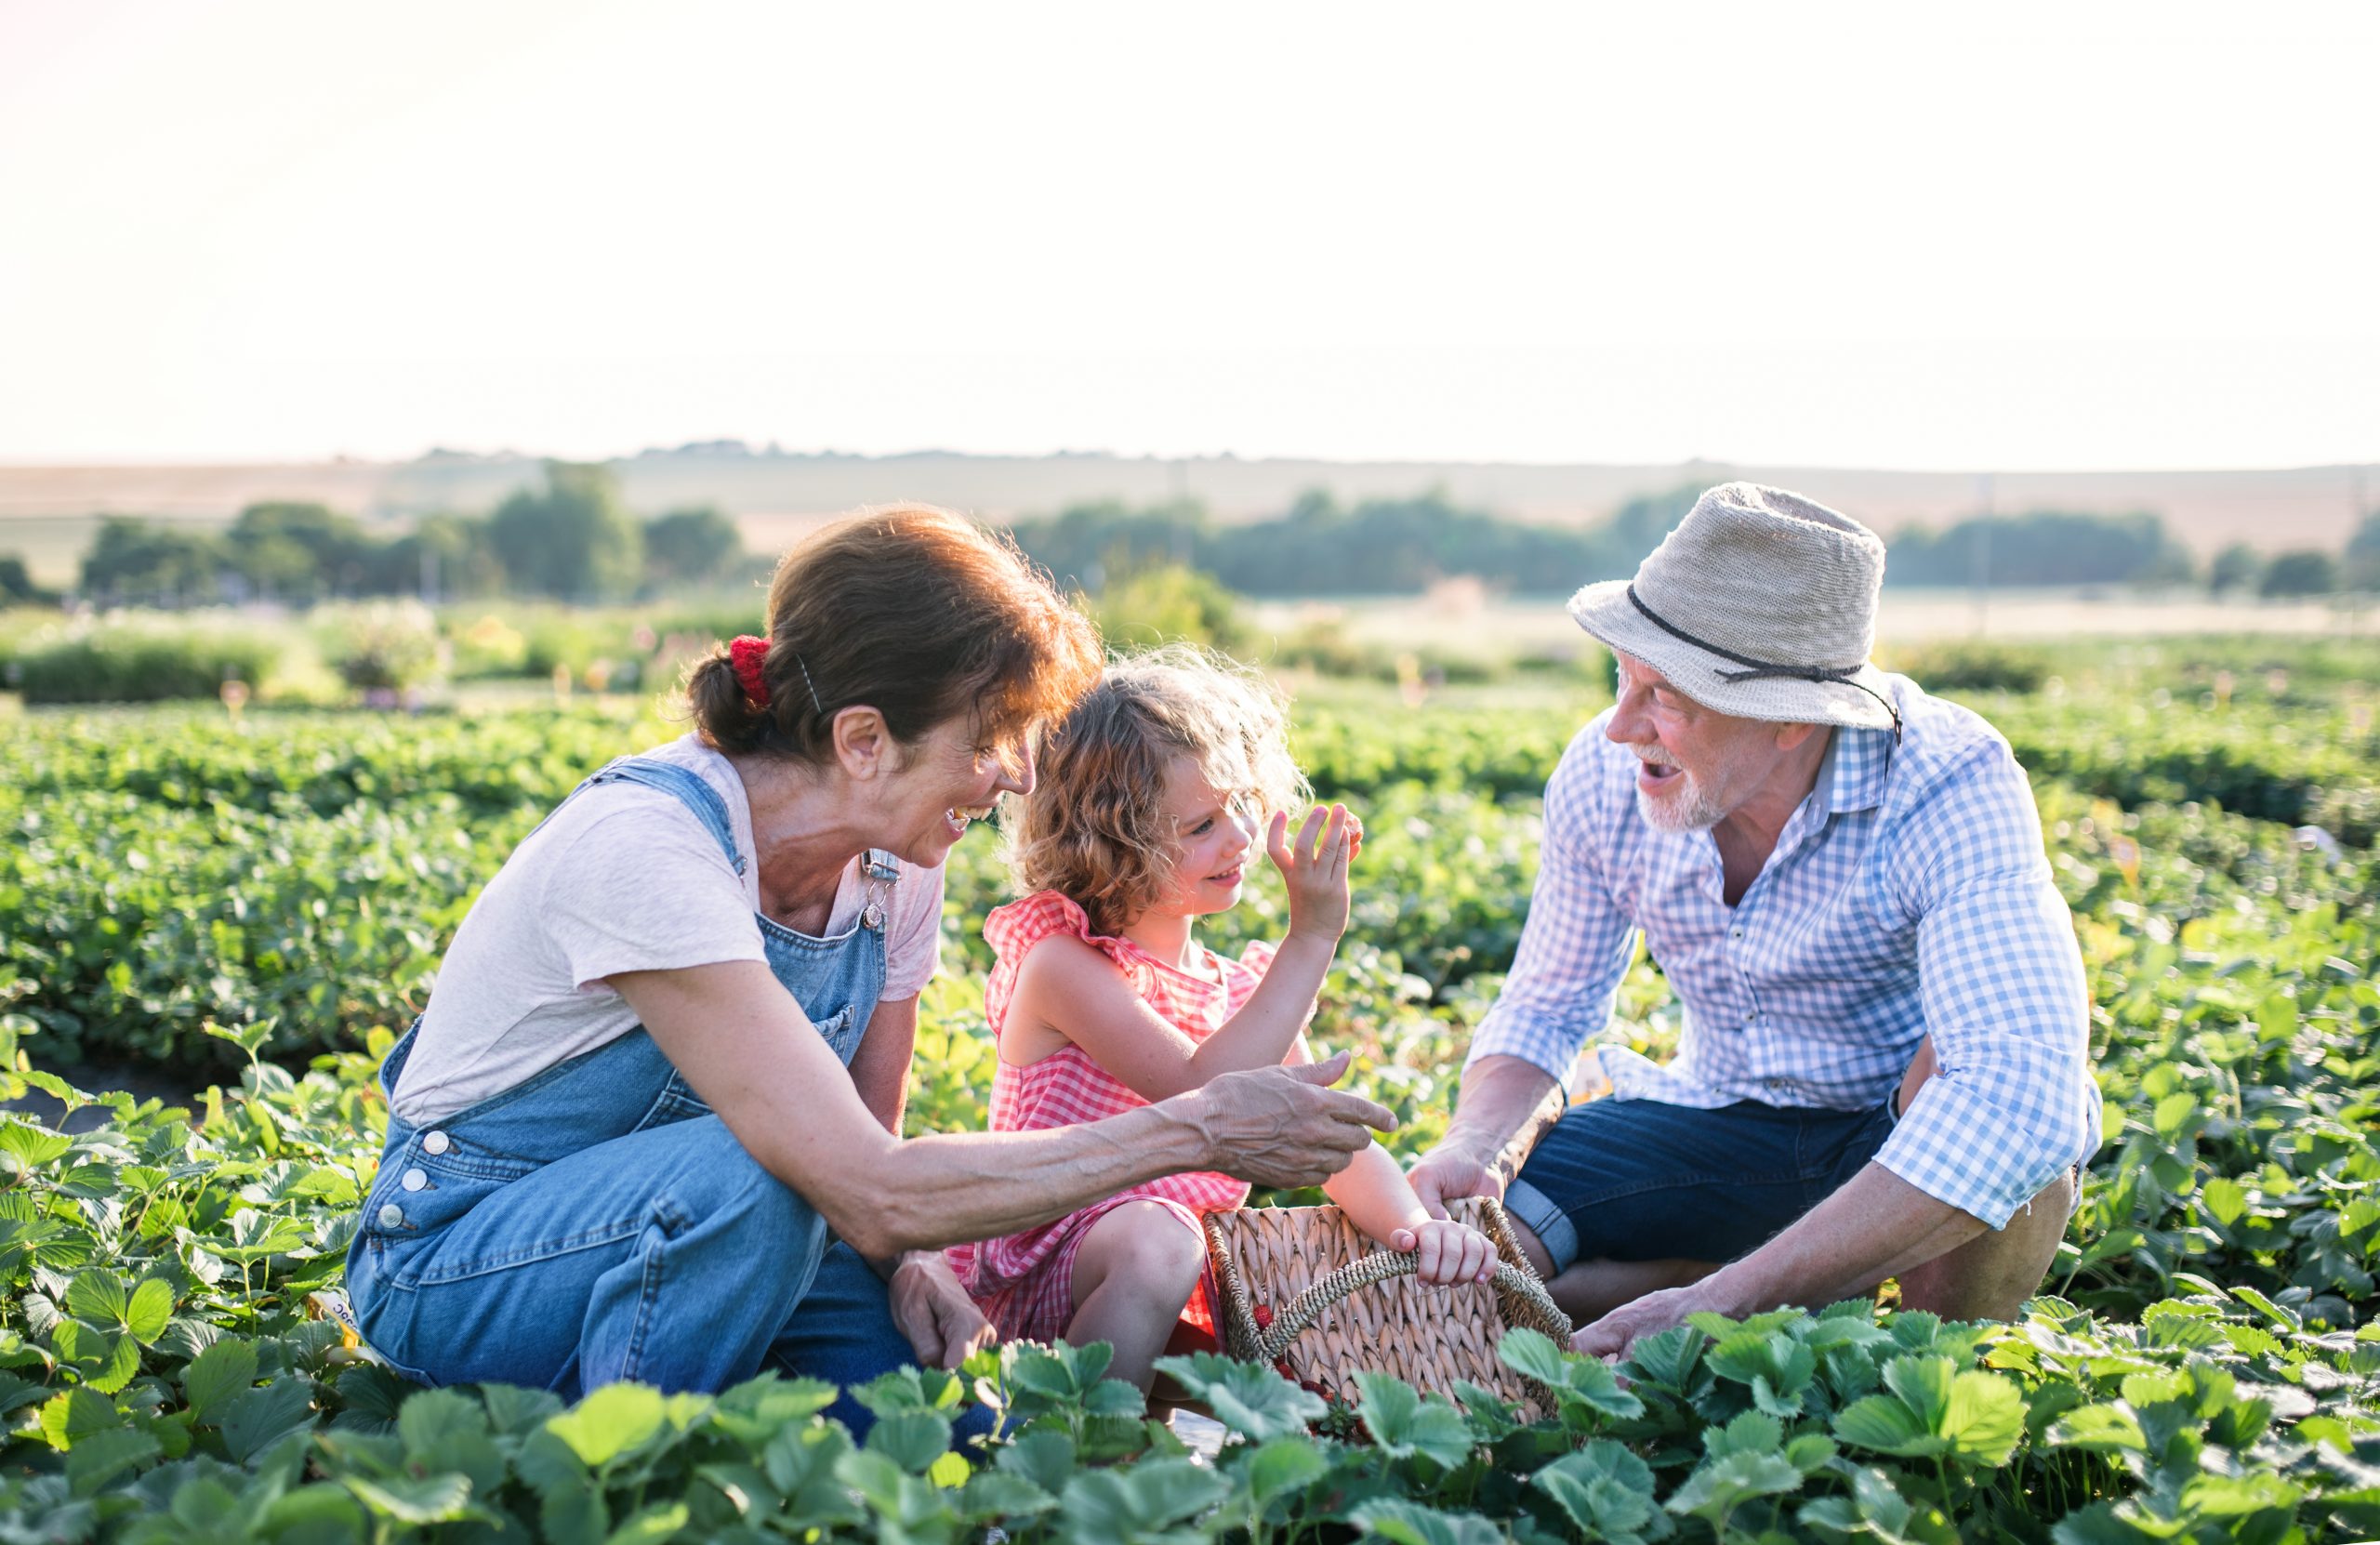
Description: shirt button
1743,1010,1756,1023
421,1131,451,1155
377,1203,404,1228
1731,927,1745,940
401,1169,429,1193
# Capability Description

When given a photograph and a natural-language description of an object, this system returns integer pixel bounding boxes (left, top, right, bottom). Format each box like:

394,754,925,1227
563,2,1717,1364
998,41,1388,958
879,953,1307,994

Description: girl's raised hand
1267,801,1362,944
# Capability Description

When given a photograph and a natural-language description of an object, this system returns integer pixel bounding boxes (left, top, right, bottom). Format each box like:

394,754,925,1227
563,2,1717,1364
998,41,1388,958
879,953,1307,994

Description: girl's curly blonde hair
1006,643,1309,936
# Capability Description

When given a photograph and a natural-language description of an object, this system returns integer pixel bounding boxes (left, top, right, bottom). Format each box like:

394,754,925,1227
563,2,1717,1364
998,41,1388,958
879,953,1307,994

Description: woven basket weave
1200,1196,1571,1419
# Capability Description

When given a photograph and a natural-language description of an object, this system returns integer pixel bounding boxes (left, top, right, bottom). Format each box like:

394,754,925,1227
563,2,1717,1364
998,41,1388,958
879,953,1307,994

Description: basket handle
1241,1248,1573,1366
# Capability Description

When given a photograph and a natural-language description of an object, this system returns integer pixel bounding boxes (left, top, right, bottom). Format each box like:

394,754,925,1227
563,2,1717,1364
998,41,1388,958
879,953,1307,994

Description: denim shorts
1503,1095,1897,1274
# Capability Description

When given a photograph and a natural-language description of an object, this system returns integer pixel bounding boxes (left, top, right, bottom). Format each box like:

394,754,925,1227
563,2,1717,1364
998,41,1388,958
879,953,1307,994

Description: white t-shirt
390,733,945,1126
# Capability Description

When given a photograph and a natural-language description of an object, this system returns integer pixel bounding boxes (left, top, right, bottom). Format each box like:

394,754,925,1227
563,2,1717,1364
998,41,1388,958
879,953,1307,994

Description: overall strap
584,758,747,876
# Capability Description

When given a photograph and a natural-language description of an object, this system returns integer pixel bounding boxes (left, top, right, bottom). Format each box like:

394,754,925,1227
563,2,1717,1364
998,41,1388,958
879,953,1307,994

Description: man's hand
1194,1051,1395,1189
888,1252,997,1370
1406,1142,1503,1222
1570,1280,1720,1362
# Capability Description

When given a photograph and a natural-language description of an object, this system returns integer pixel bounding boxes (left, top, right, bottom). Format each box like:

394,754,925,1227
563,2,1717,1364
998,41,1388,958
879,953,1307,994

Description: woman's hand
888,1252,998,1369
1267,801,1363,944
1388,1219,1498,1288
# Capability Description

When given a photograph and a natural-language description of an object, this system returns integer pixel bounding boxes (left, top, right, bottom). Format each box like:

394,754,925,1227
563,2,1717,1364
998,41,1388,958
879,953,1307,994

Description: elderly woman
342,506,1390,1412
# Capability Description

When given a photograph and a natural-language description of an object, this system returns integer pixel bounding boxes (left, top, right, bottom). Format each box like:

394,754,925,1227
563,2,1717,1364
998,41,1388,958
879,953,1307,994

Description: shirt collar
1818,723,1893,817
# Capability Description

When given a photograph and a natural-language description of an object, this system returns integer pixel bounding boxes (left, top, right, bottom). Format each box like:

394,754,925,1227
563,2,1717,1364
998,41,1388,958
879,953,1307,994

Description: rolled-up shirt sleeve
1465,734,1639,1093
1876,740,2099,1228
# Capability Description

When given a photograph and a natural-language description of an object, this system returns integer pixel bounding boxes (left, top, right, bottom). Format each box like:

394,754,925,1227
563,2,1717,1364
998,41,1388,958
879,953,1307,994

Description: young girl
946,647,1497,1390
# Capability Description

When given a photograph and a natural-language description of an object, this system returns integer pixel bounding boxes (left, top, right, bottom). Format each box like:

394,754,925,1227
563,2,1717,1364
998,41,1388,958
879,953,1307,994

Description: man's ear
1774,720,1825,753
830,706,893,781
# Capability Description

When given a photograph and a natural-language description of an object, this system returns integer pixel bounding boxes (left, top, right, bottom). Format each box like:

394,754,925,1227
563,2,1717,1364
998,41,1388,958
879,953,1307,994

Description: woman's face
879,717,1036,868
1146,753,1259,918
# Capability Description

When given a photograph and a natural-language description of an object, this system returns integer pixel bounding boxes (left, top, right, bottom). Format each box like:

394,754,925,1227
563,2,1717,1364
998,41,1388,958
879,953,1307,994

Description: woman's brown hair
1006,643,1308,935
684,505,1101,763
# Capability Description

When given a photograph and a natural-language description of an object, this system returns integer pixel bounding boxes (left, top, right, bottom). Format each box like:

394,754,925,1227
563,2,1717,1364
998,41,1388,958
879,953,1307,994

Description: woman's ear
830,706,893,781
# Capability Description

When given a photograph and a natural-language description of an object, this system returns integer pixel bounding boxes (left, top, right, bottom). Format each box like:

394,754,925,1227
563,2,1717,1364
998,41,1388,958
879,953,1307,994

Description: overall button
377,1203,404,1229
401,1169,429,1192
421,1131,451,1155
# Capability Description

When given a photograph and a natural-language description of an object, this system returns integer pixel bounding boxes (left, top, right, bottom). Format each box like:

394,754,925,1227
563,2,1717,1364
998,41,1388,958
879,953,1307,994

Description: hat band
1625,586,1902,742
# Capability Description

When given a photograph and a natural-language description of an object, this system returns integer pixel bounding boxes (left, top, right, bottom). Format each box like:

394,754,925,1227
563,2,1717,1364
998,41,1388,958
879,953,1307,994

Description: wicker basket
1200,1196,1571,1419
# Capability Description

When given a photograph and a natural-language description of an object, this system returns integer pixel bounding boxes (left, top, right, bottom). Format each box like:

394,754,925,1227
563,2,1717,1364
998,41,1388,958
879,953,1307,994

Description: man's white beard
1634,758,1730,832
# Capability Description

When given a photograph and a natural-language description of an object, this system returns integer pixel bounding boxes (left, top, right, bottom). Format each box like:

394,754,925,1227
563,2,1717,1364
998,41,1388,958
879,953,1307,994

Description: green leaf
1881,1354,1955,1428
0,1120,74,1172
65,1425,161,1497
959,1470,1057,1523
1355,1373,1474,1471
183,1336,259,1422
64,1269,130,1327
1533,1442,1662,1543
2048,1403,2148,1452
866,1408,955,1474
1706,1409,1784,1458
1497,1327,1646,1420
547,1382,665,1469
39,1386,124,1449
1058,1457,1229,1545
1350,1498,1509,1545
1664,1449,1806,1520
219,1379,318,1464
1244,1437,1330,1504
2200,1175,2248,1226
1495,1325,1574,1385
342,1472,479,1525
1939,1368,2027,1465
708,1372,836,1446
995,1427,1079,1494
1623,1324,1709,1390
51,1318,139,1394
602,1500,690,1543
2227,1284,2299,1330
1834,1393,1939,1458
124,1278,174,1344
1151,1352,1326,1442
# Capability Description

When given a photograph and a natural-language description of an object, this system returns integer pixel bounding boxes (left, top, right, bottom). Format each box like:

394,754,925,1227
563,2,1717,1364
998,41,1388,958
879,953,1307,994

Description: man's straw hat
1566,482,1900,736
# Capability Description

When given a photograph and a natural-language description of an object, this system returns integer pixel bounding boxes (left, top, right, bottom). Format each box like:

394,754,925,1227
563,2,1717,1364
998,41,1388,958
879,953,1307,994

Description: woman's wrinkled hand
888,1251,997,1370
1194,1050,1395,1189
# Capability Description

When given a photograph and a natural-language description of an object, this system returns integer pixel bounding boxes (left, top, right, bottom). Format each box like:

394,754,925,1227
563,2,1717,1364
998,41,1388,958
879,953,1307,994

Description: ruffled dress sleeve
982,891,1152,1039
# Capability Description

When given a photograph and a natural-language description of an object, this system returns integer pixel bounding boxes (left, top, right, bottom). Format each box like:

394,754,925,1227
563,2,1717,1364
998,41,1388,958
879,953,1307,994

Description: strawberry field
1,639,2375,1541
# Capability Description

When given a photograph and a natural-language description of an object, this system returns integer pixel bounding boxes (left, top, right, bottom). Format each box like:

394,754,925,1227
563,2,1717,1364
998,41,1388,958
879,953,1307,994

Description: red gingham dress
945,890,1281,1343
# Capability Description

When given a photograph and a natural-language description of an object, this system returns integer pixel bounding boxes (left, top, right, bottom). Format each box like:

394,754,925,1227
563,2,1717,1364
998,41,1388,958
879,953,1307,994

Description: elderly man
1408,483,2097,1357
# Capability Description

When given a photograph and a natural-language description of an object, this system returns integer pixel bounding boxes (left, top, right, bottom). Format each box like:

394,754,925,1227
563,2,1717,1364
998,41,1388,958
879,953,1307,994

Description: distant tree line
7,469,2376,612
1009,485,1704,599
41,463,747,609
1007,491,2380,601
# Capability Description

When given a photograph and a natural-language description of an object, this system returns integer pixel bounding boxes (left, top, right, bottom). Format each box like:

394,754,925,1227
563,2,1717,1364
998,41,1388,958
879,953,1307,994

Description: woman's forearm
762,1098,1214,1258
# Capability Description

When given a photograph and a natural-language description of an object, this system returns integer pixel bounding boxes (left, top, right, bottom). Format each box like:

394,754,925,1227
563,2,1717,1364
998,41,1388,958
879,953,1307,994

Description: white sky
2,0,2374,469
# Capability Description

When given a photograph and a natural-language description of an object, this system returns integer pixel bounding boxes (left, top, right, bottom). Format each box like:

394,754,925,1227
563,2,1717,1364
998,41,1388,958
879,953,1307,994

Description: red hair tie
729,635,771,710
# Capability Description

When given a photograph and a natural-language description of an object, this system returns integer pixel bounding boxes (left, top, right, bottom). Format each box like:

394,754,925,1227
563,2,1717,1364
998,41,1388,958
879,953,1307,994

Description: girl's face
1149,753,1258,918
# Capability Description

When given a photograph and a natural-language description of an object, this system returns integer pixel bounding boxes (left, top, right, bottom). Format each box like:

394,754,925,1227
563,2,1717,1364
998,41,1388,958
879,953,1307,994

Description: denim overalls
343,756,922,1410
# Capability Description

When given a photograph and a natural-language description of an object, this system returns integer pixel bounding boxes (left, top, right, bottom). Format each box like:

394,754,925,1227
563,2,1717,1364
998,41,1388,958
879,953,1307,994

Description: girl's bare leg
1065,1201,1205,1392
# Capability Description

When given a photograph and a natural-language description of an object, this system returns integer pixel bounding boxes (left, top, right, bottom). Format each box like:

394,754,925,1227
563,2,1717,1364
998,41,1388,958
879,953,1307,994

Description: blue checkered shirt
1465,675,2098,1230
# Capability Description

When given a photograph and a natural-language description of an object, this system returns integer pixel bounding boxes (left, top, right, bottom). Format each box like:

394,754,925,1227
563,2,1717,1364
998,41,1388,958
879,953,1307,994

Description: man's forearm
1699,1161,1987,1314
1440,1054,1568,1186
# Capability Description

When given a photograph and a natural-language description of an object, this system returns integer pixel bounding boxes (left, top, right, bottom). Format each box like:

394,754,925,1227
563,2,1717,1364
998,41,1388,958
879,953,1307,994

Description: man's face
1604,652,1781,832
